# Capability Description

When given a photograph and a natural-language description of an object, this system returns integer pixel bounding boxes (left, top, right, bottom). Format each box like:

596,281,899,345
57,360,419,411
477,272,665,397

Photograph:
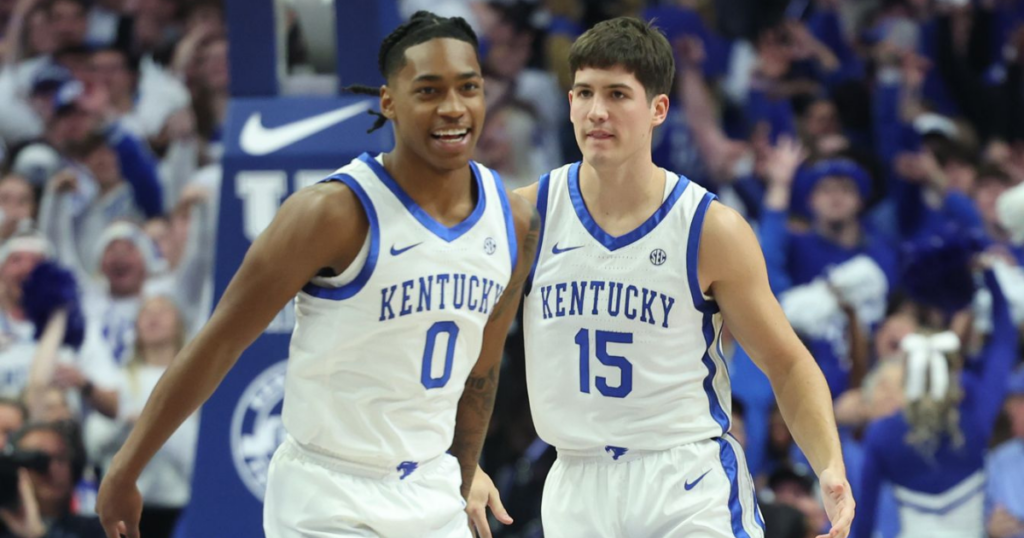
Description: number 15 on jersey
575,328,633,398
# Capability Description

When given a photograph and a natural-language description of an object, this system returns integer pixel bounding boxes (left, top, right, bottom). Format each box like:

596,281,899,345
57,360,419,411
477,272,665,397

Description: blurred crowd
0,0,1022,538
0,0,222,536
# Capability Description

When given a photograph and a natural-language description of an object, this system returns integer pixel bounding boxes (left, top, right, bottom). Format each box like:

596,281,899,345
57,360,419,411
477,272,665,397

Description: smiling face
381,38,484,175
569,65,668,169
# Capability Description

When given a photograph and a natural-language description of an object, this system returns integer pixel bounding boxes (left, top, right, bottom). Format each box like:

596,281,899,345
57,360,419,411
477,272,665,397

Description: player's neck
579,153,663,217
382,149,475,223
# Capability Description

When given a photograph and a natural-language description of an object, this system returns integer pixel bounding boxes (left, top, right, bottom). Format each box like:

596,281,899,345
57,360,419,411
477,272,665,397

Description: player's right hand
96,469,142,538
467,467,512,538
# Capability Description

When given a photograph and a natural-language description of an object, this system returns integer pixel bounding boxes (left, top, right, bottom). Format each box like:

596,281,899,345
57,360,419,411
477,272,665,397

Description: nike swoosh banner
181,94,390,538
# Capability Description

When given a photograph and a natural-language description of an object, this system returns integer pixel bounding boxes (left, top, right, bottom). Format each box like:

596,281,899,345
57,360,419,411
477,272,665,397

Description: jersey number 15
575,328,633,398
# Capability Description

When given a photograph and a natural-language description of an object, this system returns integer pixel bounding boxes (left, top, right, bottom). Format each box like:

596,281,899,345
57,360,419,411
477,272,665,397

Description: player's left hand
466,467,512,538
818,467,855,538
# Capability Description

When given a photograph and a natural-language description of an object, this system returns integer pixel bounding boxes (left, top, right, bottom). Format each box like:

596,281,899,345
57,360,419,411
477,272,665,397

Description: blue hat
30,64,73,95
791,159,873,218
1009,368,1024,396
899,222,990,313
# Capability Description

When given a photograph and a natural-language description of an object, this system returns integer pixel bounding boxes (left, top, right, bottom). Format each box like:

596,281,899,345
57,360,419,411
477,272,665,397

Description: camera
0,450,51,509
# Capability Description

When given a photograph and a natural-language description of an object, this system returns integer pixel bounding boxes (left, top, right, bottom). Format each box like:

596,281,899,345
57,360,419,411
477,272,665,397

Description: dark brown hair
568,17,675,102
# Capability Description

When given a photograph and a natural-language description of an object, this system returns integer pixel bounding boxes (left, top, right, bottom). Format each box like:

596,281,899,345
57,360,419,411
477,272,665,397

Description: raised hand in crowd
764,135,807,211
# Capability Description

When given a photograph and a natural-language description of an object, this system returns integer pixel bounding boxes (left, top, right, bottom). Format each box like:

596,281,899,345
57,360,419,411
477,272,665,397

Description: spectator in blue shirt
986,367,1024,538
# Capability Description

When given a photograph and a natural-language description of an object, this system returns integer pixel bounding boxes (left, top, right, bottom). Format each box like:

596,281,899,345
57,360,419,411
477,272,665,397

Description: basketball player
469,18,854,538
96,12,539,538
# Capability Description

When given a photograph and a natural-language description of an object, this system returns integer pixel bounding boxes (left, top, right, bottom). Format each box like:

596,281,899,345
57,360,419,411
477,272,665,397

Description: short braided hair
342,11,480,133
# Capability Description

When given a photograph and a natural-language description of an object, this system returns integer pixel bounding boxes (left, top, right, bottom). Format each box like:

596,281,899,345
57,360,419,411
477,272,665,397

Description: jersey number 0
421,321,459,389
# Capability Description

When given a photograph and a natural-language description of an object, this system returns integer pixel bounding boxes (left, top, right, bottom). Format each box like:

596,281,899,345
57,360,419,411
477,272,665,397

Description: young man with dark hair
96,11,539,538
472,17,854,538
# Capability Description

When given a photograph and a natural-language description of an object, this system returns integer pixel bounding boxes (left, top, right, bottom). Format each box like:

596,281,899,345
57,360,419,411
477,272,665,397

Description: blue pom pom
900,224,990,313
20,261,84,350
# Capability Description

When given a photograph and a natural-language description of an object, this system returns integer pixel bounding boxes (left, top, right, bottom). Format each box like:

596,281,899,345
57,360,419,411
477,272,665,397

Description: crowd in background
0,0,1022,538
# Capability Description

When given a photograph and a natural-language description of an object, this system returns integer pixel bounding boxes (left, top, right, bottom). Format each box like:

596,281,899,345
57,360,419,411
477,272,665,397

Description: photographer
0,421,102,538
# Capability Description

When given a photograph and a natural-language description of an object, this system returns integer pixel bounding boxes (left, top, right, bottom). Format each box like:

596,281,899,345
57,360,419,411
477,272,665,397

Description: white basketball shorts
264,436,471,538
541,435,764,537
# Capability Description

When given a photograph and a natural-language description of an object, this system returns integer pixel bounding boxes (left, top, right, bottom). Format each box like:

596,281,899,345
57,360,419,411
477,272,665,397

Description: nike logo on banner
390,243,422,256
239,101,373,156
684,470,711,491
551,243,583,255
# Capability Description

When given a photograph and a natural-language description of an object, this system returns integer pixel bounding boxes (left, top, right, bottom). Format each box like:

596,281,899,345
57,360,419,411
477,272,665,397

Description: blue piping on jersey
718,437,756,538
689,191,730,434
524,172,551,296
568,162,692,251
687,192,718,314
302,175,380,300
701,317,731,434
492,171,519,274
358,153,487,243
893,483,986,516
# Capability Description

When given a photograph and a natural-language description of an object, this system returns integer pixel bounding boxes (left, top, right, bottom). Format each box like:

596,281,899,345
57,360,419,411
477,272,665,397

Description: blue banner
181,95,390,537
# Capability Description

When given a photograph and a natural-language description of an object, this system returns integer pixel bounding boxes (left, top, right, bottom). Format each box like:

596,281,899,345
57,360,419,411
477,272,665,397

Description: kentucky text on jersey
378,273,507,321
536,280,676,328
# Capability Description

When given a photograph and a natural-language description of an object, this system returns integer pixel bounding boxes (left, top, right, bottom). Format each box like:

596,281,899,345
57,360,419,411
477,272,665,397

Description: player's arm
699,202,854,538
461,182,542,537
97,183,367,538
450,193,539,505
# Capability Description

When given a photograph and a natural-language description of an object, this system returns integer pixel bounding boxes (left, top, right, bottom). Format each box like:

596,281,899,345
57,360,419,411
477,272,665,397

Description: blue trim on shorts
718,437,753,538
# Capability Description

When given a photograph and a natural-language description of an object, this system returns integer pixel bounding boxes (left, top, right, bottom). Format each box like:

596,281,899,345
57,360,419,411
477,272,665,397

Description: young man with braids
96,12,539,538
470,18,855,538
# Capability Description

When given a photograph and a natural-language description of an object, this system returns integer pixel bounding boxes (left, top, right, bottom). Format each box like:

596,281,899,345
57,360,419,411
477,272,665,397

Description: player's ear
651,93,669,127
380,85,396,120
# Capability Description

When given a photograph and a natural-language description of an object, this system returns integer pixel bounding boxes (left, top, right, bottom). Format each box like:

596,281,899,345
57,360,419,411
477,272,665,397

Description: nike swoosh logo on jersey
551,243,583,255
390,242,423,256
239,101,372,156
684,470,711,491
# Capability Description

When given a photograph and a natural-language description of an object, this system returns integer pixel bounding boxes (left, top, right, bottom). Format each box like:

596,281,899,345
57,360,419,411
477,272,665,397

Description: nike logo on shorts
684,469,712,491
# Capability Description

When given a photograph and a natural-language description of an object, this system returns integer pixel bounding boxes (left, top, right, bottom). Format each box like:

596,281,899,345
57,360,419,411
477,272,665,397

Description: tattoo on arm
490,206,541,320
450,363,500,498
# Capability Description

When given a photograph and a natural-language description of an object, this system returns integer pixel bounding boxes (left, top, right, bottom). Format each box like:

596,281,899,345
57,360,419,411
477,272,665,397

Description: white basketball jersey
523,162,731,457
282,153,517,471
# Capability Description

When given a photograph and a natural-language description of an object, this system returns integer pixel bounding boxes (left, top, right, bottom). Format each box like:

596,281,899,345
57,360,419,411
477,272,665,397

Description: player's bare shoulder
701,201,752,244
513,182,540,206
697,200,765,291
508,189,540,246
276,180,370,274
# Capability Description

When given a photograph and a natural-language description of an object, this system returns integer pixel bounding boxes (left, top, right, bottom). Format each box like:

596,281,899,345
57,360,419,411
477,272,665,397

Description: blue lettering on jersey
539,280,677,328
607,283,624,317
416,276,433,313
379,273,507,322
